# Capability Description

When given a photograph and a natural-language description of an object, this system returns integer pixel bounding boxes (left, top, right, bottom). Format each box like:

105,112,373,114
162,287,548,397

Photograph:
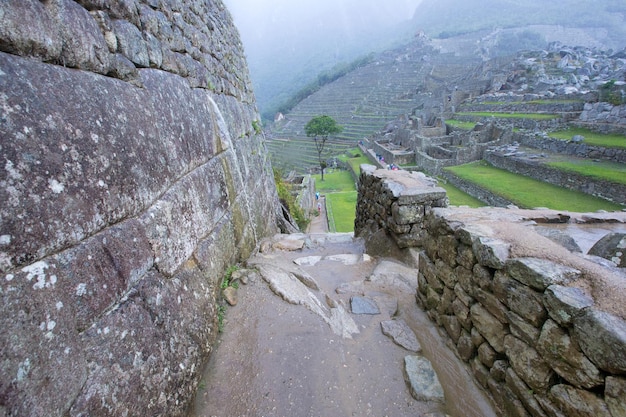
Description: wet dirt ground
190,235,497,417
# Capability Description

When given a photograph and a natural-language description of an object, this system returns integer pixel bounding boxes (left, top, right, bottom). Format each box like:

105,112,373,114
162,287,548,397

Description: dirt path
190,234,497,417
307,196,328,233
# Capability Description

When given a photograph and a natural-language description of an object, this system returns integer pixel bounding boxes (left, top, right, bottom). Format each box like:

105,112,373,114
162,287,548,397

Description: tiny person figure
317,202,322,215
315,191,320,200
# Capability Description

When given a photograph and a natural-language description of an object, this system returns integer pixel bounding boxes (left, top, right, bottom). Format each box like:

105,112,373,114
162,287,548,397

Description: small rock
325,295,338,308
350,296,380,315
291,270,320,291
404,355,445,402
381,319,421,352
222,287,238,306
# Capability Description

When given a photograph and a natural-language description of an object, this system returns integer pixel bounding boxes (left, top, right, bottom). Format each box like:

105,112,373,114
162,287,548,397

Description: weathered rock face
0,1,281,416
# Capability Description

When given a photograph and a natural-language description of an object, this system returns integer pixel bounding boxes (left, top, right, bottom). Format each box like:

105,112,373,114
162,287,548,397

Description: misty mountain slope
412,0,626,50
225,0,422,118
266,39,483,173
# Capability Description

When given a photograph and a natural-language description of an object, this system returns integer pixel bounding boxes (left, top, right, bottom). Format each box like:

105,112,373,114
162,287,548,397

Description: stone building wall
0,1,281,416
355,167,626,417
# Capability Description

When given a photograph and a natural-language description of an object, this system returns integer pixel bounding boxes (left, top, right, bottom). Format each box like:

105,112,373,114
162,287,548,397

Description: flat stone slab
368,260,417,292
404,355,445,402
350,296,380,315
381,319,421,352
326,254,367,265
273,238,305,251
293,256,322,266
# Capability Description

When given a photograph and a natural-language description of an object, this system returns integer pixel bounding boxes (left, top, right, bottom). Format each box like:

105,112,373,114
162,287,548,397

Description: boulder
588,232,626,268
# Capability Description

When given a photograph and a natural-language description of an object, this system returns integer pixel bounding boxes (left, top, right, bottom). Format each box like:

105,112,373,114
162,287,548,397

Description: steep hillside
412,0,626,51
267,38,482,173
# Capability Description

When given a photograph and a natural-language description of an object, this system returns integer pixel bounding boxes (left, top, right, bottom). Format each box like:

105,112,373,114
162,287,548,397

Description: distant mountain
411,0,626,51
226,0,422,120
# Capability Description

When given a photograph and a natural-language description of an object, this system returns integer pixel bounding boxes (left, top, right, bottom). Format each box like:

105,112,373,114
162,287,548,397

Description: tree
304,115,343,181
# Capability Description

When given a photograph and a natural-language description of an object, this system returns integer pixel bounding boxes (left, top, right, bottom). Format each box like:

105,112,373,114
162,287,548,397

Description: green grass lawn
445,161,624,212
438,180,486,207
445,119,476,130
338,148,371,176
325,192,357,232
455,112,559,120
314,170,357,232
546,159,626,185
548,127,626,150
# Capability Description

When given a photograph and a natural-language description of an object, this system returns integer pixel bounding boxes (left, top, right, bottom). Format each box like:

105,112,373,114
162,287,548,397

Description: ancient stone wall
579,103,626,135
0,1,280,416
354,165,448,250
356,168,626,417
514,131,626,164
485,152,626,206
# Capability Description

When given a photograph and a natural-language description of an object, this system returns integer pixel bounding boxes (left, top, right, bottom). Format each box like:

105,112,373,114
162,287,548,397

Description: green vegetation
478,99,583,105
455,112,559,120
445,161,624,212
546,159,626,185
274,168,309,230
305,115,344,181
548,127,626,150
338,148,370,176
599,80,626,105
313,170,357,233
438,180,486,207
252,120,262,135
217,305,226,333
220,265,240,290
446,119,476,130
268,55,374,120
326,192,357,232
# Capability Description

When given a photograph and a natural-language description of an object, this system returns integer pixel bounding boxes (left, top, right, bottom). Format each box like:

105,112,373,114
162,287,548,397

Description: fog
223,0,423,117
223,0,626,119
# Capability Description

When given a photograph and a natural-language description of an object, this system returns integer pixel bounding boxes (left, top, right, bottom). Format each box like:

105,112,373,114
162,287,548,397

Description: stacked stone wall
355,165,448,250
514,132,626,164
578,103,626,135
485,152,626,205
355,168,626,417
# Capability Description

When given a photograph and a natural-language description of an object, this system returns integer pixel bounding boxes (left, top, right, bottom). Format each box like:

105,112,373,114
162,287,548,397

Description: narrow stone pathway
190,233,497,417
307,196,328,233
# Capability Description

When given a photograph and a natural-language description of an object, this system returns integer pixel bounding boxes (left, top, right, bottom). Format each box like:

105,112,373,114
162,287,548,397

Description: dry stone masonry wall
0,1,281,416
355,167,626,417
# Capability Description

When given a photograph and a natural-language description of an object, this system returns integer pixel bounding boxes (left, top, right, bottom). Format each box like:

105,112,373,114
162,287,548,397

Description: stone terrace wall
579,103,626,135
514,132,626,164
355,168,626,417
0,1,281,416
485,152,626,206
